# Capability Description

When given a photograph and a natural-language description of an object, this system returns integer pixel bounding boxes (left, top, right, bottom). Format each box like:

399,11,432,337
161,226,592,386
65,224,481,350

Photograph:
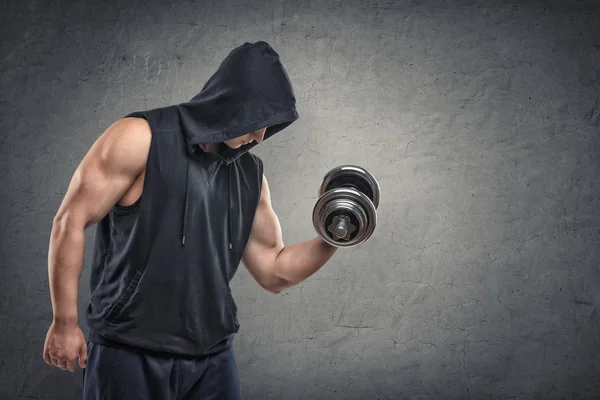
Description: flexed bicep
241,174,286,292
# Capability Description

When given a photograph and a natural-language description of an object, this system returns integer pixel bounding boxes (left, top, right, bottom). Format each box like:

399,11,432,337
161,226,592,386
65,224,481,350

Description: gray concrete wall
1,0,599,399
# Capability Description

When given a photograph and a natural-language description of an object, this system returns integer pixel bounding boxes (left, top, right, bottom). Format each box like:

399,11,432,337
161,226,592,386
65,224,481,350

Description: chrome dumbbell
312,165,380,247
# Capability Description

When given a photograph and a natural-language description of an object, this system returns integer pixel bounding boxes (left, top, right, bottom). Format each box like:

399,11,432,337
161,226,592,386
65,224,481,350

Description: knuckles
49,350,77,360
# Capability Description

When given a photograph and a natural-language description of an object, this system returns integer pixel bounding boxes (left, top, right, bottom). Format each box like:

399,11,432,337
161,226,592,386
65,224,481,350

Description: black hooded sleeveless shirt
85,41,299,356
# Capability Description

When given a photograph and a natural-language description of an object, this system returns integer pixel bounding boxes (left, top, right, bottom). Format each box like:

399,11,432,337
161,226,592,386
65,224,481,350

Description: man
43,41,337,399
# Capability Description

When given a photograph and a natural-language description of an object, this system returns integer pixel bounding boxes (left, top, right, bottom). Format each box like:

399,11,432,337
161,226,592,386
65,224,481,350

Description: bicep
53,118,150,229
241,175,284,284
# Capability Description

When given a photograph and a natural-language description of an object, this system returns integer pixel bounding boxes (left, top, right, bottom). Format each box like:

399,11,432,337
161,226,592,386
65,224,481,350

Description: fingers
56,359,75,372
78,342,88,369
54,357,75,372
43,326,87,372
65,359,77,372
50,357,60,368
46,352,77,372
43,348,51,365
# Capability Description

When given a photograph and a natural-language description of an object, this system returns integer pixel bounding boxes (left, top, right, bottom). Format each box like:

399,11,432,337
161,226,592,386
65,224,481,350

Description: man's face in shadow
224,127,267,149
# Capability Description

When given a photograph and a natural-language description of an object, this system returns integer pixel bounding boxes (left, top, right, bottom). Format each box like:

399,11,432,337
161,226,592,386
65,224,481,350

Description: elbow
265,286,282,295
262,280,284,294
52,212,72,233
258,254,292,294
263,275,291,295
52,213,67,233
51,211,86,235
53,206,73,226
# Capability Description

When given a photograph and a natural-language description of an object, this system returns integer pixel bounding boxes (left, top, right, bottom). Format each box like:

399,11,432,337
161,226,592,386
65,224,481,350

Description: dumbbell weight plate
318,165,380,209
312,188,377,247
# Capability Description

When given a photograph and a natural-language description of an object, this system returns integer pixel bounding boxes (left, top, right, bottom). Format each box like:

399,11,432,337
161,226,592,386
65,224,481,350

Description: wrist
316,236,338,251
53,313,79,327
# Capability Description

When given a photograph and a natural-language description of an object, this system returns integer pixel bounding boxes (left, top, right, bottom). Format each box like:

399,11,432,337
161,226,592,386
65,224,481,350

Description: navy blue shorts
82,341,241,400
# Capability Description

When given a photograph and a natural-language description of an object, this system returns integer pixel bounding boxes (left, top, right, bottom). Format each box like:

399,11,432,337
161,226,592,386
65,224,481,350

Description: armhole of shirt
113,195,143,214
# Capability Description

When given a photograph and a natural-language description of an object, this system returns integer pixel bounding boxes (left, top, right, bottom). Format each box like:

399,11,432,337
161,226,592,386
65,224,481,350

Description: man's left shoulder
240,151,264,172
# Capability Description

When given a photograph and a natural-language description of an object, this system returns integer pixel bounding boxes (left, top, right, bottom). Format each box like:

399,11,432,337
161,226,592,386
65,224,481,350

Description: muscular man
43,41,337,399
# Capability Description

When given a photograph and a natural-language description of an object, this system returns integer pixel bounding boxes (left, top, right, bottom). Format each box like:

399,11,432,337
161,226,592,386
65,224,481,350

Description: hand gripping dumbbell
312,165,380,247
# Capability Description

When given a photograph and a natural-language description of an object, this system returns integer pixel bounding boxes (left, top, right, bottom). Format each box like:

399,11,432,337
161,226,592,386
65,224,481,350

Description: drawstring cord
228,163,233,252
182,155,190,246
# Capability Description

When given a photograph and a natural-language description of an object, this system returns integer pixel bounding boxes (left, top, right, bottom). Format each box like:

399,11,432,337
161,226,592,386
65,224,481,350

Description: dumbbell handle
327,215,356,241
332,217,349,239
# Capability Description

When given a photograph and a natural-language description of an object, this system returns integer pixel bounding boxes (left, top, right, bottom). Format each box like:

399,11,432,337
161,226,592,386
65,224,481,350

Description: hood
176,41,299,248
176,40,299,164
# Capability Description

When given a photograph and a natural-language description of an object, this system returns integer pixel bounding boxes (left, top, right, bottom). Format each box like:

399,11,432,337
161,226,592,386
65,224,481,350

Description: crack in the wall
463,332,472,399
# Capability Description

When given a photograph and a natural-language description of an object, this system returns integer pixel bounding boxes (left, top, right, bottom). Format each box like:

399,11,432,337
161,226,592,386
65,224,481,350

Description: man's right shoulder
103,116,152,145
94,116,152,168
119,115,151,133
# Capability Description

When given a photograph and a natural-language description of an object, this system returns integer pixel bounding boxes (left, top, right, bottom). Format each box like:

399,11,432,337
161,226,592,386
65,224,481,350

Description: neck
199,143,221,153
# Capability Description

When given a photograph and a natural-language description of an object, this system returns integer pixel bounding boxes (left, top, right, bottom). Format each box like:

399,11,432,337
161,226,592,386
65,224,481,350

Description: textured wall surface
1,0,599,399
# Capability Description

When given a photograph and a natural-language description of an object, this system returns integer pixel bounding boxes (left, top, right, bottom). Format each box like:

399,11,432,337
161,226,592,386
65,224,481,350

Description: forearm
48,218,85,325
271,236,337,292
